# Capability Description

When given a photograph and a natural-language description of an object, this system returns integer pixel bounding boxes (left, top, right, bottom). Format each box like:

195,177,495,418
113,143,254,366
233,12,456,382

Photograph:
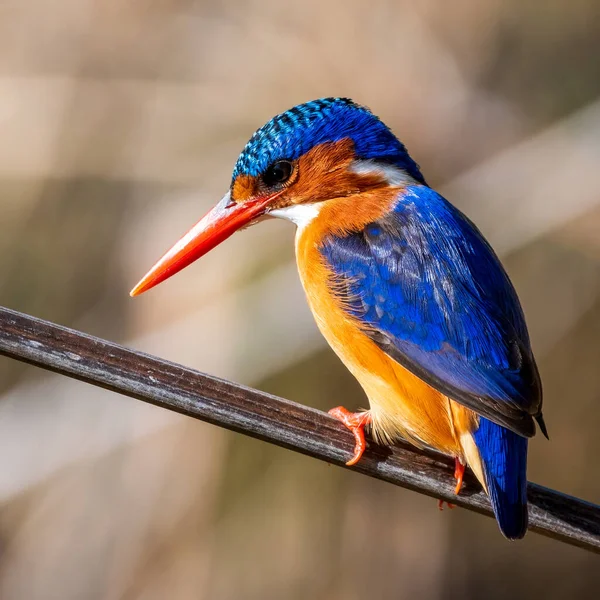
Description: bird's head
131,97,424,296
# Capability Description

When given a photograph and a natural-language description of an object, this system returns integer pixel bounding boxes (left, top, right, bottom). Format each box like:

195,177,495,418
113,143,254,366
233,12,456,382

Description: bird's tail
473,418,528,540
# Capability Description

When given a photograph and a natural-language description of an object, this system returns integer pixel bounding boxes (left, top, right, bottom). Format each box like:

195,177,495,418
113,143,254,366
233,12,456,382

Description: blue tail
473,418,528,539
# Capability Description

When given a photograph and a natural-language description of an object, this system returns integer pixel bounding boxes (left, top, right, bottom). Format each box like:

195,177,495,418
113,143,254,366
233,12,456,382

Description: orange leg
328,406,372,466
438,458,465,510
454,458,465,495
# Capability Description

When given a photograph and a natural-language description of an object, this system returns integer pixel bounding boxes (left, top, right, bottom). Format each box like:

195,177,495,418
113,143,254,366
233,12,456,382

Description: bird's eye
262,160,293,187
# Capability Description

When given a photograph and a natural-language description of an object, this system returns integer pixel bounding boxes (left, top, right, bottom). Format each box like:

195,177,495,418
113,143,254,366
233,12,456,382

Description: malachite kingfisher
131,98,548,540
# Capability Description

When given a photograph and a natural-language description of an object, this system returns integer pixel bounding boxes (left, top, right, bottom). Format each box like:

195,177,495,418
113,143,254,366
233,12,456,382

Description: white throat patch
269,203,322,230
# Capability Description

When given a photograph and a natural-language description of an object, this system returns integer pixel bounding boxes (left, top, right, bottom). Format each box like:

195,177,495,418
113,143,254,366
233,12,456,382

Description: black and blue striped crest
232,98,425,184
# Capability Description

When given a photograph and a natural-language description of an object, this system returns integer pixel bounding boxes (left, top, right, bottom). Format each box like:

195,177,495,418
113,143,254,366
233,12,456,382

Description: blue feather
474,418,528,539
232,98,425,184
320,184,543,437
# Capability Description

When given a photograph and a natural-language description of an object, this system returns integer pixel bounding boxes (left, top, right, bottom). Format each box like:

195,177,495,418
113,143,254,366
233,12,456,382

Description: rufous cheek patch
287,138,386,207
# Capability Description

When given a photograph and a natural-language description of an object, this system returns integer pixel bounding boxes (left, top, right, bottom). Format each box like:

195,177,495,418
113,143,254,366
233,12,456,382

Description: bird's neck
311,186,403,238
272,160,424,238
270,185,401,238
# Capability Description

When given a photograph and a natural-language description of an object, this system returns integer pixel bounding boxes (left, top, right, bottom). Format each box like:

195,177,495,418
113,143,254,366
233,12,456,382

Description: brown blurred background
1,1,600,598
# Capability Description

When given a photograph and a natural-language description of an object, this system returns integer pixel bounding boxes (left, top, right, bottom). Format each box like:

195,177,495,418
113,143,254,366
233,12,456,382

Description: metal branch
0,305,598,553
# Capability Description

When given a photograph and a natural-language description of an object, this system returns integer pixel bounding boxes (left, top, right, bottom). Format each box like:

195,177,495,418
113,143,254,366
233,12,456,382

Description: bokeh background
1,1,600,598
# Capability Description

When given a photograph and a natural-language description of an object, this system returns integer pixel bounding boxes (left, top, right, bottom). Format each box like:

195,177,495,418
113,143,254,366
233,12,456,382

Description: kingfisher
131,98,547,539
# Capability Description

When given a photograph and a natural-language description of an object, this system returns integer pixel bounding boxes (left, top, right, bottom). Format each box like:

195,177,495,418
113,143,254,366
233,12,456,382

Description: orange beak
130,192,274,297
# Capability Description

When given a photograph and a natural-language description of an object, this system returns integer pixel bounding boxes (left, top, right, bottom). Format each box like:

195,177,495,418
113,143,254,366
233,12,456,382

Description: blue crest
232,98,425,184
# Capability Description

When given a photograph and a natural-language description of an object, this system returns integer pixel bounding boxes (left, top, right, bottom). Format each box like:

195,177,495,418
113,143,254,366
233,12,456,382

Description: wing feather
320,186,543,438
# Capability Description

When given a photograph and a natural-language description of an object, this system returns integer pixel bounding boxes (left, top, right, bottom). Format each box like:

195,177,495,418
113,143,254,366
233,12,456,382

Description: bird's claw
438,458,466,509
328,406,372,466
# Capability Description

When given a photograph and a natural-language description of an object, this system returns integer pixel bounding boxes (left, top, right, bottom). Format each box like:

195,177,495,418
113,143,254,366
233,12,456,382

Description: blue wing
320,185,544,438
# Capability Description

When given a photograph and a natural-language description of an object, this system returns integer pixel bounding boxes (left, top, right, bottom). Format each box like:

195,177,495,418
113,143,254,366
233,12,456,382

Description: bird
131,97,547,539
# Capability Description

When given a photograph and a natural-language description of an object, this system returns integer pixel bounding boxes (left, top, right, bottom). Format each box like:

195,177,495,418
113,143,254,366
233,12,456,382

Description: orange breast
294,203,479,461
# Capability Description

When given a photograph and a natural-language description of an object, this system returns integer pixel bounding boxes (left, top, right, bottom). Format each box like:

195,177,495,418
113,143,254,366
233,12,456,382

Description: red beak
130,192,273,297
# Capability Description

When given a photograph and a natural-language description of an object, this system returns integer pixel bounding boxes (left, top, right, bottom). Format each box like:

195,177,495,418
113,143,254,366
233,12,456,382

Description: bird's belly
318,310,472,456
295,231,477,458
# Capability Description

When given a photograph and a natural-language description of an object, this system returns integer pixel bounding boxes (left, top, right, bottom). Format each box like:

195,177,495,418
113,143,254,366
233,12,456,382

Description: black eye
262,160,293,187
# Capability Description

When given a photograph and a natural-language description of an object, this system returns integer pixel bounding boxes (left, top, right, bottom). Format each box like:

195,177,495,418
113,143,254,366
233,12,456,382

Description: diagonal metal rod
0,305,598,553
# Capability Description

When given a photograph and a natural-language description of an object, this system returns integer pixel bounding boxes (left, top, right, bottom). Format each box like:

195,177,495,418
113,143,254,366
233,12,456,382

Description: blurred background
1,1,600,598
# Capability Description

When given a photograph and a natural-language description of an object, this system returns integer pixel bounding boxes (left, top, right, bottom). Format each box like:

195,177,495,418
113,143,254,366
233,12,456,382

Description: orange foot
328,406,372,466
454,457,465,495
437,458,466,510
